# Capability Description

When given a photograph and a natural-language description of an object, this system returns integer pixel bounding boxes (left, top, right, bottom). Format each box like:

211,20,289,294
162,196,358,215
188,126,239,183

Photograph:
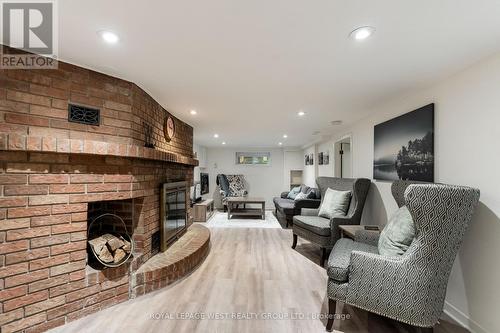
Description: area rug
204,211,282,229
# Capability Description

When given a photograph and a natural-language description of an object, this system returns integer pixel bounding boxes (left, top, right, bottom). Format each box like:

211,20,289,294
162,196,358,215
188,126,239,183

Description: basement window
235,152,271,165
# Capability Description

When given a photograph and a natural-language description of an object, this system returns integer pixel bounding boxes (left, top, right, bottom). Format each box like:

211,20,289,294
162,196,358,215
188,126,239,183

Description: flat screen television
200,173,209,195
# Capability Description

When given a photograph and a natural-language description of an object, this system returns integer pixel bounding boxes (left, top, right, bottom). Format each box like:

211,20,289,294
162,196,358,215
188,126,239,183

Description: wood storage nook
87,212,134,268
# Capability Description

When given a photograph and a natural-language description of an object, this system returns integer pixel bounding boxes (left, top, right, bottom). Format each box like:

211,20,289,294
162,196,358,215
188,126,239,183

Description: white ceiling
53,1,500,147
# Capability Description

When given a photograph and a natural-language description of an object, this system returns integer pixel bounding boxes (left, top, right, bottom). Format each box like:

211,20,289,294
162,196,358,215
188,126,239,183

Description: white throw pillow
318,188,351,219
294,192,308,201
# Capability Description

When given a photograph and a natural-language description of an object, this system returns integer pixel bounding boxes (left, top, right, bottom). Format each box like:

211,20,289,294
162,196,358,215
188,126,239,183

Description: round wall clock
164,115,175,142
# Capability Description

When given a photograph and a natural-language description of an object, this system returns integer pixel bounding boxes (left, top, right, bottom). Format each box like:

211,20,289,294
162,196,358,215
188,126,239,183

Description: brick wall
0,45,194,160
0,151,194,332
88,198,139,238
0,46,196,332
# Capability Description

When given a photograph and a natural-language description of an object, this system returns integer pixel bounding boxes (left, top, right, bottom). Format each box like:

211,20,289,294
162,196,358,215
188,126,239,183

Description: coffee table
227,197,265,220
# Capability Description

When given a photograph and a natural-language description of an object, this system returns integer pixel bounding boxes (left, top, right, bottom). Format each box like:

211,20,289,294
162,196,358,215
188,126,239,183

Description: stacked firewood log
88,233,131,264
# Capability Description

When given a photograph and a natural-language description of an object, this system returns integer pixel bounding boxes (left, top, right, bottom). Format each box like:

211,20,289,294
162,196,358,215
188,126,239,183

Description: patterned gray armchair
292,177,371,266
325,181,480,332
213,174,248,210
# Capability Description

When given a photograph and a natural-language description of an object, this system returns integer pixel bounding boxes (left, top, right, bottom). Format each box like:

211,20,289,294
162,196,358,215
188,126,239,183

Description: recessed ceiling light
312,130,320,135
98,30,119,44
349,26,375,41
278,142,283,146
283,134,288,138
213,134,219,138
222,142,226,145
331,120,343,126
190,110,197,115
298,111,305,116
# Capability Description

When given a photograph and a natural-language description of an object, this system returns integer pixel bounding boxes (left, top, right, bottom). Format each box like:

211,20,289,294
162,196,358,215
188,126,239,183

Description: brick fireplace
0,46,208,333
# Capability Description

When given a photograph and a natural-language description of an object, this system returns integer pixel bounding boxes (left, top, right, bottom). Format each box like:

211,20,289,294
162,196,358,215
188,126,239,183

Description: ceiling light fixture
222,142,226,145
278,142,283,146
298,111,305,116
283,134,288,138
213,134,219,138
330,120,343,126
190,110,197,115
349,26,375,41
98,30,120,44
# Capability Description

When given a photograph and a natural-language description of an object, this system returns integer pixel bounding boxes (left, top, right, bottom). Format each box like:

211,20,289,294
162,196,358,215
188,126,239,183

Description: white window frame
235,152,271,166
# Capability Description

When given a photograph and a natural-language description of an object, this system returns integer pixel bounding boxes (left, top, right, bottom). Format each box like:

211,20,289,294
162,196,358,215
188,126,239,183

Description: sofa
325,180,480,332
291,177,371,266
213,174,248,210
272,185,321,228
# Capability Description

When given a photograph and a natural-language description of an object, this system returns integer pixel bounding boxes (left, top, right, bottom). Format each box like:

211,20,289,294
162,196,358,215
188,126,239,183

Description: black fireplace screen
160,181,187,251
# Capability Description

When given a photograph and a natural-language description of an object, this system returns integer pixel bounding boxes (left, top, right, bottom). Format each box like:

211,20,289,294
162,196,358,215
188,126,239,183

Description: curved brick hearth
131,224,210,297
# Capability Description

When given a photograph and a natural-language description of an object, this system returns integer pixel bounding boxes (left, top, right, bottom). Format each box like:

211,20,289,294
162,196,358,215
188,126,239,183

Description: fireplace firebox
160,181,188,251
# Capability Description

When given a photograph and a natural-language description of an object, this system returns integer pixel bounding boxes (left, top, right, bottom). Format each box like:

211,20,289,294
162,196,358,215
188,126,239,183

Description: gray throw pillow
318,188,351,219
308,188,320,199
294,192,308,201
378,206,415,257
305,190,316,199
287,186,301,200
300,185,310,194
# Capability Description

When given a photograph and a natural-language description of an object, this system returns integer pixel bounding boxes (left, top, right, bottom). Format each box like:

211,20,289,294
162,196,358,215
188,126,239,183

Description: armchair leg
326,298,336,332
320,247,327,267
292,234,297,249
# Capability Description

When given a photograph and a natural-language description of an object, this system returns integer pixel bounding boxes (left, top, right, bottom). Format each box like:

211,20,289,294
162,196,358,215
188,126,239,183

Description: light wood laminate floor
50,227,469,333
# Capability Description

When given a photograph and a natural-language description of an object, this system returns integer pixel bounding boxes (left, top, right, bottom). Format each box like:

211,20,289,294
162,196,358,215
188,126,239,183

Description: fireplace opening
160,181,188,251
87,198,142,269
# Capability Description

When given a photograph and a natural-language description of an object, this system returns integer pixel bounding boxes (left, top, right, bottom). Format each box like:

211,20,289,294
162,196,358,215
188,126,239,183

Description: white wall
329,53,500,333
341,142,351,178
303,138,353,181
317,141,334,177
193,144,207,182
302,145,317,187
283,149,303,190
204,147,285,208
193,144,210,199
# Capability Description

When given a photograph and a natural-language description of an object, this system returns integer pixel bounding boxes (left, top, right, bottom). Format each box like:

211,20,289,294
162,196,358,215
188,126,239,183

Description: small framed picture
323,151,329,165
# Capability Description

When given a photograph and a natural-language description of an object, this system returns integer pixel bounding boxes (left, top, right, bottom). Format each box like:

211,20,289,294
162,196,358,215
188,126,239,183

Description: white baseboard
443,301,489,333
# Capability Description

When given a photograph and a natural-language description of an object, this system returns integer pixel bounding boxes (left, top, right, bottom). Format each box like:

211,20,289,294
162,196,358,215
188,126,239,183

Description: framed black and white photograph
318,152,324,165
374,103,434,182
323,151,329,165
309,153,314,165
305,154,309,165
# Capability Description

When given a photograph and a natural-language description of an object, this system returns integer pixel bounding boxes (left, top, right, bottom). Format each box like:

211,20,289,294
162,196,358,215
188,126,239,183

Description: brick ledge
130,224,210,298
0,134,199,166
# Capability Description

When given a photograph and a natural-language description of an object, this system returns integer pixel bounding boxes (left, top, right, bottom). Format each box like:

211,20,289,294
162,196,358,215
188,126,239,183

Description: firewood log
107,235,125,251
114,248,126,263
97,245,114,263
88,236,107,253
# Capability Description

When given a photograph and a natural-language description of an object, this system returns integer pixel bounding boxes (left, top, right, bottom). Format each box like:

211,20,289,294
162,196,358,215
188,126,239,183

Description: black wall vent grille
68,104,100,126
